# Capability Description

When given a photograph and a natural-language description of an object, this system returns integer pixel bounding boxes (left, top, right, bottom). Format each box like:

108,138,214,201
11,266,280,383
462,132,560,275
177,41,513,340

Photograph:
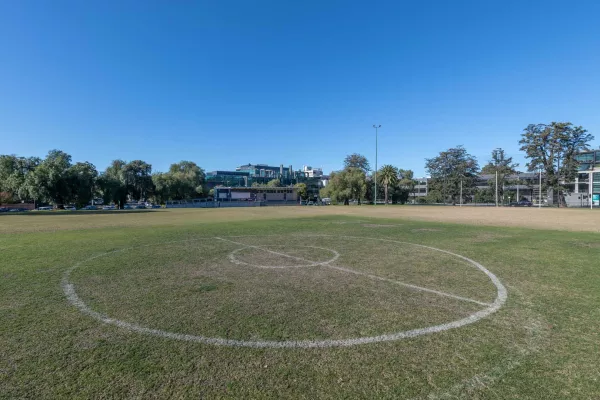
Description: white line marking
61,235,508,348
217,236,487,305
215,237,310,262
227,245,340,269
325,265,491,306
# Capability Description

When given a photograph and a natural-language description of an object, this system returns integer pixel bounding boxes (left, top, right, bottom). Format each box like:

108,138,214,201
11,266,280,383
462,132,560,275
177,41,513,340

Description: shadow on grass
0,210,162,217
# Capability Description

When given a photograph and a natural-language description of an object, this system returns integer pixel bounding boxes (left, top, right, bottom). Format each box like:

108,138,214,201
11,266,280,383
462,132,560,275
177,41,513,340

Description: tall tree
294,183,308,200
481,148,519,205
66,162,98,208
425,146,479,204
0,155,41,201
378,165,398,204
167,161,205,199
519,122,594,206
124,160,153,201
321,167,367,204
397,169,416,204
343,153,370,174
266,178,280,188
98,160,128,208
26,150,73,206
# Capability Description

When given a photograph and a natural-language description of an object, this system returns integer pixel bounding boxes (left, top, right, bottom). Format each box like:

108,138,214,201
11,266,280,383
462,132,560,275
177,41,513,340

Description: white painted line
325,265,491,307
228,245,339,269
215,237,310,262
219,236,487,306
61,235,507,348
216,237,340,268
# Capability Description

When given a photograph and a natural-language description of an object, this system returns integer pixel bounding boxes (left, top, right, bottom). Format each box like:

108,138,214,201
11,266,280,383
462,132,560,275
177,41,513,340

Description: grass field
1,207,599,398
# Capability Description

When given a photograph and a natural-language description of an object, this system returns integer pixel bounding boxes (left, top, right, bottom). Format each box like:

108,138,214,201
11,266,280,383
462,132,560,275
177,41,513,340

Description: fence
165,199,301,209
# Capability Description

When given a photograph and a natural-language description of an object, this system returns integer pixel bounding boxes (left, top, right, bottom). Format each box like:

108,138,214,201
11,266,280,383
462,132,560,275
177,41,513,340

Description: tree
344,153,370,173
481,148,519,206
66,162,98,208
378,165,398,204
474,187,495,204
397,169,416,204
98,159,154,207
294,183,308,200
321,167,367,204
0,191,13,204
150,172,172,205
123,160,153,201
425,146,479,204
98,160,128,208
167,161,205,199
0,155,41,201
26,150,73,206
266,179,280,188
519,122,594,207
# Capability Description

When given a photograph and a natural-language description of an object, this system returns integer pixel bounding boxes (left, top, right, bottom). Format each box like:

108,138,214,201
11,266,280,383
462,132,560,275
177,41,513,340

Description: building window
578,173,590,182
576,153,594,163
593,172,600,193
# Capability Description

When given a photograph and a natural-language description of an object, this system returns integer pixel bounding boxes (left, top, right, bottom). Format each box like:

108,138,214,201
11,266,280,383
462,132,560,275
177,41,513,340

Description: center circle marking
229,245,340,268
61,235,508,348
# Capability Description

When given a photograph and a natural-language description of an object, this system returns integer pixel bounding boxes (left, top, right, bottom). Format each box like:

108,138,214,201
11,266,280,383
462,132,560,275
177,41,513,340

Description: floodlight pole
373,124,381,205
495,170,498,207
516,173,519,203
538,168,542,209
460,179,463,207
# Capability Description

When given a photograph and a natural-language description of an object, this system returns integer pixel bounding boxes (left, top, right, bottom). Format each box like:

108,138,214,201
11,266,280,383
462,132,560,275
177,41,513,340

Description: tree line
319,154,416,204
0,150,206,208
322,121,594,206
0,121,594,208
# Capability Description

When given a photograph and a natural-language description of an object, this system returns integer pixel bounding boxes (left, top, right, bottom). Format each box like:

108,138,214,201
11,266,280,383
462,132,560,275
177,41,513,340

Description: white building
302,165,323,178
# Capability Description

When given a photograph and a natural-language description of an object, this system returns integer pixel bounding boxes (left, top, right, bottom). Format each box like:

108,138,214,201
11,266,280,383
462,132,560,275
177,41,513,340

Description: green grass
1,210,599,399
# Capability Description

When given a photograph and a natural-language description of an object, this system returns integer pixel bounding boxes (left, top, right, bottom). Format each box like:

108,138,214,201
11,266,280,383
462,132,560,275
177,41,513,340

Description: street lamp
373,124,381,205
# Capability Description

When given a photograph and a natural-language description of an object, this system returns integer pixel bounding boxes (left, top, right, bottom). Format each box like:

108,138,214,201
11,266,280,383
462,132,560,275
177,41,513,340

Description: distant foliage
343,153,370,173
425,146,479,204
519,122,594,206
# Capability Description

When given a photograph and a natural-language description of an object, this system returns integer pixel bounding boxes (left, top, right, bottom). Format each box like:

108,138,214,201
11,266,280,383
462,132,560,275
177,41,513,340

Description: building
236,163,294,179
206,170,249,188
566,149,600,206
412,177,429,201
302,165,323,178
206,162,326,200
476,172,553,204
214,186,298,203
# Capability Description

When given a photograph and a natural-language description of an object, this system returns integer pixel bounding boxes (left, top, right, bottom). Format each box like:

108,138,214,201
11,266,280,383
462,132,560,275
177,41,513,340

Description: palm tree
378,165,398,204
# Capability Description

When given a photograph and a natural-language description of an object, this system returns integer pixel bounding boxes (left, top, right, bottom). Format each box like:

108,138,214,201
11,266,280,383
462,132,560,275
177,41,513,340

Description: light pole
495,170,498,207
538,167,542,209
516,172,520,203
373,124,381,205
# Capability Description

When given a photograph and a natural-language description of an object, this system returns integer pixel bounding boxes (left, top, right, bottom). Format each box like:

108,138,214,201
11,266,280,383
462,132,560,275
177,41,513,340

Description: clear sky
1,1,599,177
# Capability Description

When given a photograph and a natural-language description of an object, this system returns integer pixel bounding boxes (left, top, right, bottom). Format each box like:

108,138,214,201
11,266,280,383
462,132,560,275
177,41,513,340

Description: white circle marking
62,235,507,348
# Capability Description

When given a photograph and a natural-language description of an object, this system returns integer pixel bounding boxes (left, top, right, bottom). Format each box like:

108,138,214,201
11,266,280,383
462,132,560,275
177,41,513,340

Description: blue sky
1,0,599,177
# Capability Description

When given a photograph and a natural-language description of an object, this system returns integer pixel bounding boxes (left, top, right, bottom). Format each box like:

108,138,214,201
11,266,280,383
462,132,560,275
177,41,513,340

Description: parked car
64,206,76,211
123,204,133,210
103,205,116,210
83,205,97,210
510,200,533,207
37,206,53,211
